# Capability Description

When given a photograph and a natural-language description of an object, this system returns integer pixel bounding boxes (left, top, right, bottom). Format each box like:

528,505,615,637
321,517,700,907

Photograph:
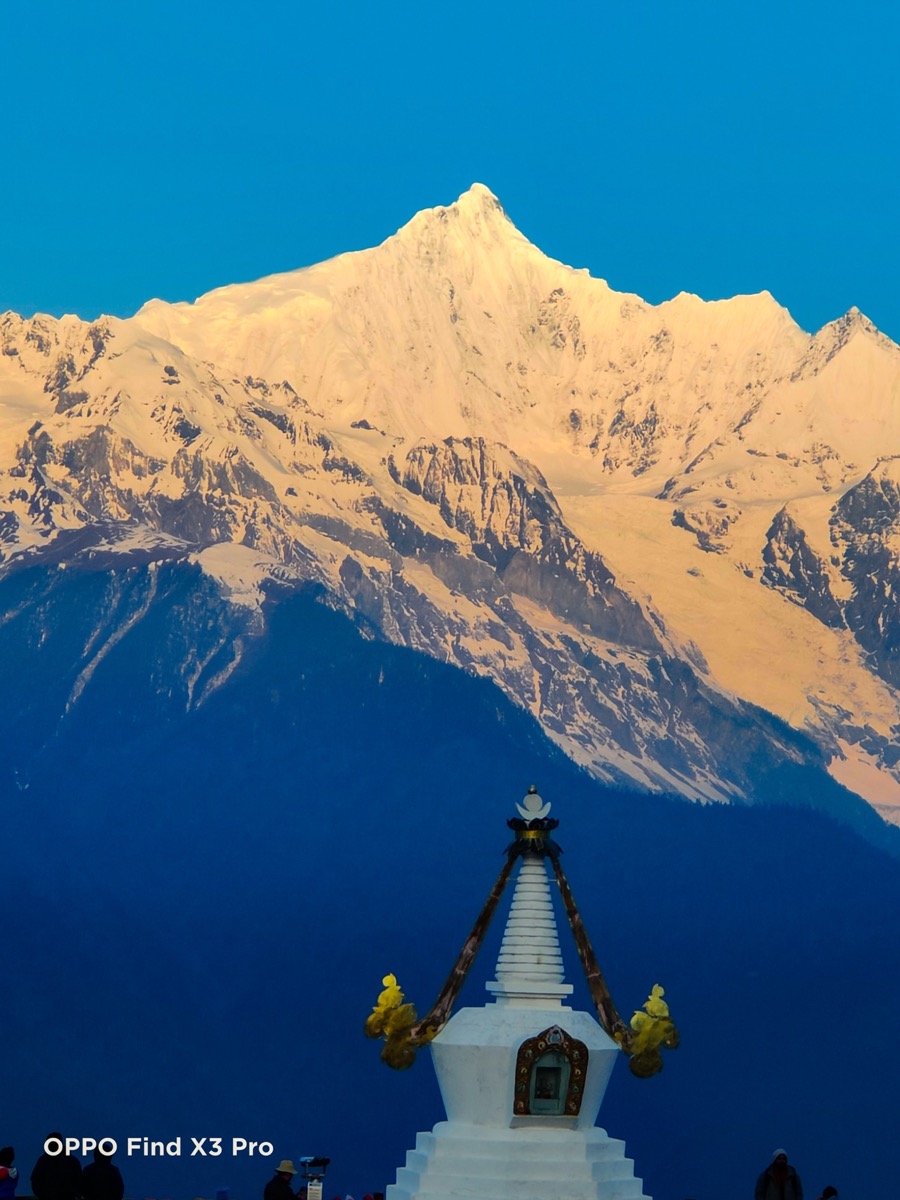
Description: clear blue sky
2,0,897,341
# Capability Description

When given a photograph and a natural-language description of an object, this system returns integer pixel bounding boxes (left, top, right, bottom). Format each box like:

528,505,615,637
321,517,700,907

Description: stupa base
387,1120,650,1200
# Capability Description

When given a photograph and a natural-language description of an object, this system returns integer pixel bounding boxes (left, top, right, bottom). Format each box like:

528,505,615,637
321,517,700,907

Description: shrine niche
514,1024,588,1116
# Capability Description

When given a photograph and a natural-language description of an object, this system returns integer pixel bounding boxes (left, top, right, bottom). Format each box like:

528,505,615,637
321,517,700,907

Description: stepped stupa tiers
366,789,678,1200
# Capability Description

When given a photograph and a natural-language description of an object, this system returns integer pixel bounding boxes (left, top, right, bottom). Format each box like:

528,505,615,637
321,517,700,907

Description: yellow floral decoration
616,984,680,1077
364,974,438,1070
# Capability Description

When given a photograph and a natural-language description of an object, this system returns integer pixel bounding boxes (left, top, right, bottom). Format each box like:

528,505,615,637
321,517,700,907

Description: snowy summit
2,185,900,826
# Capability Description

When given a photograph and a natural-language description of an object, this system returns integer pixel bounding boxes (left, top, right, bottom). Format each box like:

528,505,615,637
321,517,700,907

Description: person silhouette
31,1136,82,1200
264,1161,299,1200
755,1149,803,1200
81,1148,124,1200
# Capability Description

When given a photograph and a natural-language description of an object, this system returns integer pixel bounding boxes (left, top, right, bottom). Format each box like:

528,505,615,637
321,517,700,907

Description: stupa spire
486,789,572,1005
365,784,678,1080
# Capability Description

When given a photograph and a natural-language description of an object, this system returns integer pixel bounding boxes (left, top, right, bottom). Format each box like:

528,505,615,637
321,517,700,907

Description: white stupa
386,791,651,1200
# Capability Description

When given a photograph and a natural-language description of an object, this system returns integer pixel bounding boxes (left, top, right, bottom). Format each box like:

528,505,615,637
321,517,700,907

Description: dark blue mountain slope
0,565,898,1200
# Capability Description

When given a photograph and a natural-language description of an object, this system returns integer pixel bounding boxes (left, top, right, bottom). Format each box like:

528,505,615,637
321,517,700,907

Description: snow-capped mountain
3,183,900,825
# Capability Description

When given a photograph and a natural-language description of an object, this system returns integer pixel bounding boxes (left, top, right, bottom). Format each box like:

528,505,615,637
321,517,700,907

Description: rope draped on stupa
364,786,679,1077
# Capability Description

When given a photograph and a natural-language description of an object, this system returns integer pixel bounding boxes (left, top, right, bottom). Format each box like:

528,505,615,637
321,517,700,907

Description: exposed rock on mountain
832,459,900,690
762,507,844,628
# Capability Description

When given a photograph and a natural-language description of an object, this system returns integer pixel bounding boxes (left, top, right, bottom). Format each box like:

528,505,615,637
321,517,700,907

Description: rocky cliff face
832,459,900,690
2,185,900,823
762,507,844,627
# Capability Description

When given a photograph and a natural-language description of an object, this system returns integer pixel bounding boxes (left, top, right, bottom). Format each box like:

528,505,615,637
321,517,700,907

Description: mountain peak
388,183,529,258
839,305,874,332
809,306,898,360
454,181,506,216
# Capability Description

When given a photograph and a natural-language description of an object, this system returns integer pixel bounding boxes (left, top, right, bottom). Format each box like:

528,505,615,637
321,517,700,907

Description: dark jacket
30,1153,82,1200
756,1165,803,1200
264,1177,297,1200
80,1161,123,1200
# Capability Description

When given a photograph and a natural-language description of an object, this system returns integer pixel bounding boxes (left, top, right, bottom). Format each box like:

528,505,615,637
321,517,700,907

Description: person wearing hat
815,1187,837,1200
265,1161,300,1200
755,1149,803,1200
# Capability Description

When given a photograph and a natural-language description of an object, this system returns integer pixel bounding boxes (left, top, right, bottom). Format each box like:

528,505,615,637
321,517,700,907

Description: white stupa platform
393,1122,645,1200
386,834,651,1200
